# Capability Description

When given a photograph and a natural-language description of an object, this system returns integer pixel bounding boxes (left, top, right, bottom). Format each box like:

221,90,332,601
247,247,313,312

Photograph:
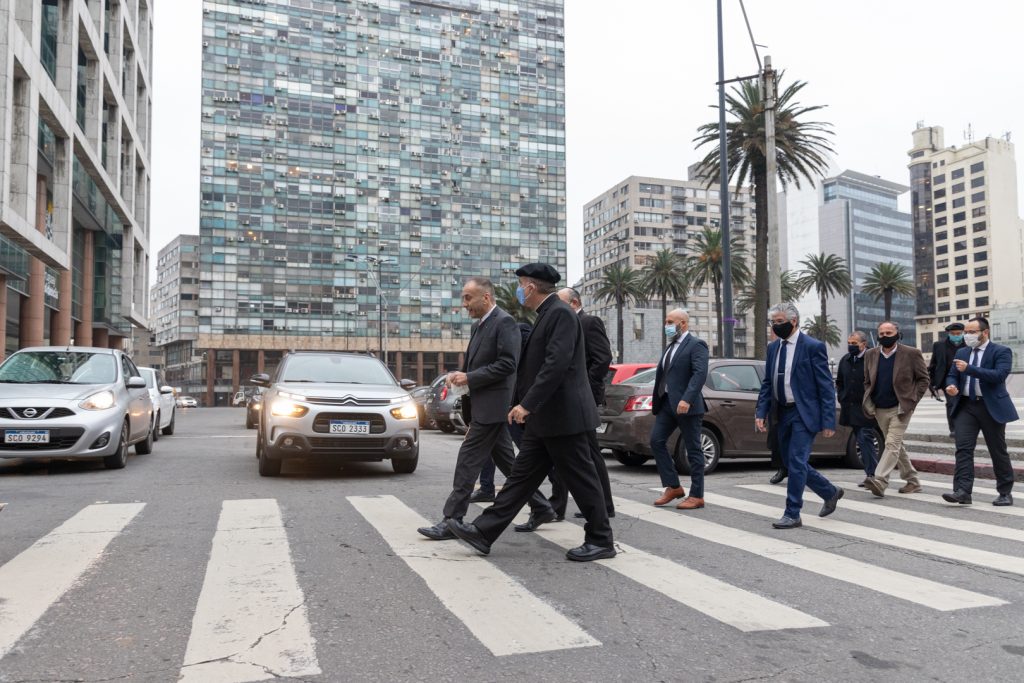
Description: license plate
4,430,49,444
330,420,370,434
595,423,608,434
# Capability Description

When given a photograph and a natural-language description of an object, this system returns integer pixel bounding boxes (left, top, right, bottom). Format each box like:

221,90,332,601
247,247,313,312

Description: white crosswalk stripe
349,495,599,655
830,481,1024,523
624,495,1004,611
918,478,1002,497
0,503,145,659
179,499,320,682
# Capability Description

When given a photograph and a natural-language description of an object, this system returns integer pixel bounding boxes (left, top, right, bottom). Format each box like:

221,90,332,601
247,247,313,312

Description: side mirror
159,385,174,394
400,378,416,390
127,376,147,389
250,373,271,387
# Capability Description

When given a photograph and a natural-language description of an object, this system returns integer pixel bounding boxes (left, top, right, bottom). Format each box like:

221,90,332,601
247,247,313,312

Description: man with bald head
649,309,710,509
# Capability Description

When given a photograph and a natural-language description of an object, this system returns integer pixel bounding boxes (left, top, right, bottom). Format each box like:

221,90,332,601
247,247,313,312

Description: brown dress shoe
898,482,922,494
676,496,705,510
653,486,686,506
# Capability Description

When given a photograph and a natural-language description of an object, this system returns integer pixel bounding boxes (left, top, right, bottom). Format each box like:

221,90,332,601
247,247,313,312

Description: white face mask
963,332,982,348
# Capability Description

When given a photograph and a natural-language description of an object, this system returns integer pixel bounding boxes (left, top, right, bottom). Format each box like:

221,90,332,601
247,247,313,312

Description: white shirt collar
975,340,990,352
478,304,497,323
784,329,800,344
881,343,898,358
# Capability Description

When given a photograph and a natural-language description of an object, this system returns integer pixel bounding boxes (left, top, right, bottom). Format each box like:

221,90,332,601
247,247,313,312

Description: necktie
967,349,979,398
776,340,788,403
662,340,678,370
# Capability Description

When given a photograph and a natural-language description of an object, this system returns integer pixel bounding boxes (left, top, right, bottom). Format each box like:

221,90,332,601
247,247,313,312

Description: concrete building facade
0,0,153,358
151,234,204,398
198,0,565,404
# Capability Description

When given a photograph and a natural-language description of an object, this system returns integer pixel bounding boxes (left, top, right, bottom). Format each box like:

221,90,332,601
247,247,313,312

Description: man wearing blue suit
649,309,710,509
755,303,844,529
943,317,1018,506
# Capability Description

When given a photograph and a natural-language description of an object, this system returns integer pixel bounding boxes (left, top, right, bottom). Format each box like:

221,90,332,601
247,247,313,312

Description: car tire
438,421,456,434
613,450,649,467
152,413,160,442
103,421,130,470
392,450,419,474
257,434,281,476
162,410,175,436
136,420,155,455
676,427,721,475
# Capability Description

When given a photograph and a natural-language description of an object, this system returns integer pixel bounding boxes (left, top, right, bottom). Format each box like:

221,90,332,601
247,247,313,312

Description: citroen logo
22,408,38,418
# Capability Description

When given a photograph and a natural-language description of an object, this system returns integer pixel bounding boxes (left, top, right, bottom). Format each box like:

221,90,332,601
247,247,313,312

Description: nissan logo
22,408,38,418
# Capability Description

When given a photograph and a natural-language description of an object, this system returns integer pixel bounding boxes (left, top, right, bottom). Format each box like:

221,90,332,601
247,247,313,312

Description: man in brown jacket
862,321,930,497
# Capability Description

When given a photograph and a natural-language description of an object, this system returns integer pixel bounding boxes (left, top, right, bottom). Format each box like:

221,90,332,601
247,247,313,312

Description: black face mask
771,321,794,339
847,344,861,356
878,335,898,348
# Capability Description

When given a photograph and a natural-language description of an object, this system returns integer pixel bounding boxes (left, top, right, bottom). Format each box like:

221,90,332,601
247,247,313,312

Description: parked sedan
598,360,860,474
424,374,461,433
408,384,436,430
177,396,198,408
0,346,154,469
139,366,176,439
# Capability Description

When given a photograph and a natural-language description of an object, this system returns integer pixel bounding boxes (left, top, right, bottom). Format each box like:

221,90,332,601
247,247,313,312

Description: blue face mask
947,334,963,344
664,324,678,339
515,285,527,305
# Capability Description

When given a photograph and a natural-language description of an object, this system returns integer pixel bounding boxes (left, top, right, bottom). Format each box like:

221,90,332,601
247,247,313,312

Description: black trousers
549,430,614,517
442,420,553,521
953,399,1015,496
473,429,613,548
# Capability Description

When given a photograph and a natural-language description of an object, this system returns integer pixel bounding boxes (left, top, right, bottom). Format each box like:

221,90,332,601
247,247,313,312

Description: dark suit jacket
862,343,929,417
651,333,709,416
835,352,873,427
462,307,521,424
946,342,1020,424
929,338,965,389
516,295,599,437
756,332,836,433
578,310,612,406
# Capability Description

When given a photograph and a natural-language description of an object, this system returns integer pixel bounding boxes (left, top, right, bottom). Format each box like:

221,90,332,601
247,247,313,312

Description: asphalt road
1,408,1023,682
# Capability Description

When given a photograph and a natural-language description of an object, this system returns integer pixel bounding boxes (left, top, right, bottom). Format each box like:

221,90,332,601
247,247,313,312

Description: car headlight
271,399,308,418
253,402,261,410
390,401,419,420
80,390,116,411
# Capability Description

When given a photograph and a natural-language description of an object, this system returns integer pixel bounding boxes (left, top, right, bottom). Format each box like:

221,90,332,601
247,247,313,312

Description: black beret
515,262,561,284
945,322,965,331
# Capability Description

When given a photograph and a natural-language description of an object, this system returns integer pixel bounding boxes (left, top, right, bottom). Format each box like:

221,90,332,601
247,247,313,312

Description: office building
152,234,204,397
0,0,152,357
198,0,566,404
581,174,757,361
908,124,1024,350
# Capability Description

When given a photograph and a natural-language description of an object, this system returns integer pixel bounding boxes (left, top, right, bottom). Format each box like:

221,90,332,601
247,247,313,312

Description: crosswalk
1,479,1022,678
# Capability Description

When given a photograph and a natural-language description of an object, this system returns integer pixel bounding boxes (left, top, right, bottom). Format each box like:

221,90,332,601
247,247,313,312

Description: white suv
139,367,176,439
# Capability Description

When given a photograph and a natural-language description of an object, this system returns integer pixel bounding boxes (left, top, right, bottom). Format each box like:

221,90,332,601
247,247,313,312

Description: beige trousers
873,406,919,488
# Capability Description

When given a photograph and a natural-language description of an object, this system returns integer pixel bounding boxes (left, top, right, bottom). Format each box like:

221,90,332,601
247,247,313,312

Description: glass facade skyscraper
198,0,566,402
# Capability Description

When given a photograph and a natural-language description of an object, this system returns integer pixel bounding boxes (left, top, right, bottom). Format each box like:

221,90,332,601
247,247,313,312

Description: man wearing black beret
929,322,966,437
448,263,616,561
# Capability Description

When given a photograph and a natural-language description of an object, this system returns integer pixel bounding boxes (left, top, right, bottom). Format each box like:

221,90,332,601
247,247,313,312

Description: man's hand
676,400,690,415
946,384,959,396
953,359,968,372
821,429,835,438
508,404,531,424
755,418,767,433
447,371,469,387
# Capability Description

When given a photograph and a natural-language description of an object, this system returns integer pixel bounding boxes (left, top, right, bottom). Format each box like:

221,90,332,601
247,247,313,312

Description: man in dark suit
755,303,844,529
835,331,878,487
544,287,614,521
417,277,555,540
649,309,710,509
448,263,615,562
943,317,1019,506
929,321,966,437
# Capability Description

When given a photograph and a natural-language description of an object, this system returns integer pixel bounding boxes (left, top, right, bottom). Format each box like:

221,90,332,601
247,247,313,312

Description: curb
910,457,1024,483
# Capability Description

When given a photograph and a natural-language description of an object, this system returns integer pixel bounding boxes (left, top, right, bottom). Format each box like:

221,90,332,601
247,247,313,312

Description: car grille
306,395,392,407
0,428,85,451
0,407,76,420
308,437,389,452
312,413,387,433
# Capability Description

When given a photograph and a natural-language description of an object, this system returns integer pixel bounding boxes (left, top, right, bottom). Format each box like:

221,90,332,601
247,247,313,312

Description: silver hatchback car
0,347,154,468
250,351,419,476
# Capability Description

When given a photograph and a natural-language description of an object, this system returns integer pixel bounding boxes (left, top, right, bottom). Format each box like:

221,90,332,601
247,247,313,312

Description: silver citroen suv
250,351,419,476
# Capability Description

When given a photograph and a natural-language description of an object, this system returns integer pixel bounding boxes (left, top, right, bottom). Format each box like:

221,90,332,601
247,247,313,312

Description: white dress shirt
662,330,690,369
966,340,989,397
776,329,801,404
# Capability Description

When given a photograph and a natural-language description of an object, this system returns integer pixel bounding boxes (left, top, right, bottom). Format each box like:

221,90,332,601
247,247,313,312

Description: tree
594,263,647,363
862,261,915,321
795,252,852,327
802,314,842,347
694,76,835,359
640,249,689,351
736,269,801,314
683,226,751,357
494,282,535,324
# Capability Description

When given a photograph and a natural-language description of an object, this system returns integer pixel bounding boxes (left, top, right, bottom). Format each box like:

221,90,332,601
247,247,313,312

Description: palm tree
694,76,835,358
683,227,751,357
736,269,801,314
795,252,852,326
594,263,647,363
862,261,915,321
640,248,689,351
802,314,841,347
494,282,535,324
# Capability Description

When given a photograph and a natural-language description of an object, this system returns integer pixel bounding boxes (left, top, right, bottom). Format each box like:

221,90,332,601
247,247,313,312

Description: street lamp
346,254,396,365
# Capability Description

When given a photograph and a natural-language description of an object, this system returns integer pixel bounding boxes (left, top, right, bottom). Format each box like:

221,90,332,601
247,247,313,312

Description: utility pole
376,257,384,366
762,56,782,306
716,0,735,359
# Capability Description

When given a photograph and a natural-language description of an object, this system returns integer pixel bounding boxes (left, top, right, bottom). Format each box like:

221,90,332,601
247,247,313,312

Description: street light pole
762,55,782,307
376,257,384,366
717,0,735,359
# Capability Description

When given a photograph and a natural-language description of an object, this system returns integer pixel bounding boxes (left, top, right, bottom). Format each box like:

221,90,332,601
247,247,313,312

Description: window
938,273,949,283
954,255,967,266
952,197,965,208
974,251,988,262
951,168,965,179
957,299,970,309
953,226,966,237
935,216,947,227
938,302,950,312
973,236,987,247
955,270,968,281
971,176,985,188
936,259,948,268
952,182,965,194
708,365,761,392
971,191,985,203
955,284,969,295
973,221,987,232
953,211,966,223
976,281,989,292
970,161,985,173
935,231,948,241
954,241,966,251
937,288,949,297
975,297,989,307
975,266,988,277
934,202,947,213
972,206,986,217
934,188,946,198
933,174,945,184
936,244,948,255
638,183,664,194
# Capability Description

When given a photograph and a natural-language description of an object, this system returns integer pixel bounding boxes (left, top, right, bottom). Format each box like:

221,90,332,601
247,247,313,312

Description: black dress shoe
769,469,788,485
993,493,1014,506
446,519,492,555
469,489,496,503
514,509,558,532
941,490,973,505
574,511,616,519
772,515,802,529
417,519,455,541
566,543,616,562
819,487,844,517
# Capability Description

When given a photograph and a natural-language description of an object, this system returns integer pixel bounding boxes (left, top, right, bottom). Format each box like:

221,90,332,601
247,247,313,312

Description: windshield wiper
20,380,77,384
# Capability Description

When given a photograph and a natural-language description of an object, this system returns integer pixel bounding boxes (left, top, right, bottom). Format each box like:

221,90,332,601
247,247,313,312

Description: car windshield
0,351,117,384
279,354,396,385
622,367,657,385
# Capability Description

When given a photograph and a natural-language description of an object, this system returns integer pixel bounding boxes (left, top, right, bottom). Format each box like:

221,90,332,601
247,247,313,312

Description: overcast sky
151,0,1024,284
